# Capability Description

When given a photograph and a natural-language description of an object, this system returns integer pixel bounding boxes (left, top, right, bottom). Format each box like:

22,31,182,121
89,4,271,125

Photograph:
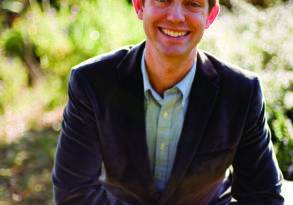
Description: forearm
53,183,109,205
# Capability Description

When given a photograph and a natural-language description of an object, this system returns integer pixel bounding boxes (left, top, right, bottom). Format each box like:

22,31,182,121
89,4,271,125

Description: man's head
133,0,220,58
139,0,219,12
133,0,220,29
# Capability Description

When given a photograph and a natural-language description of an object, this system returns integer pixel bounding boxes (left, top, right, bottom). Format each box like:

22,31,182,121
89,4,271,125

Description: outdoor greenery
0,0,292,204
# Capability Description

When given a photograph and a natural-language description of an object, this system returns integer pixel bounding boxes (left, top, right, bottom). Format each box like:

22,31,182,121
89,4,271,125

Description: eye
188,0,201,7
154,0,169,7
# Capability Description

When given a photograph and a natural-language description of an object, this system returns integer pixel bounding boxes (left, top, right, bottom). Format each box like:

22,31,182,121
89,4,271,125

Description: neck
144,45,197,95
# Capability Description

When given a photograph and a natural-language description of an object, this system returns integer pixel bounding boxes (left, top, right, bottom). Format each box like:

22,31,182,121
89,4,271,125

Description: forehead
143,0,209,3
142,0,213,11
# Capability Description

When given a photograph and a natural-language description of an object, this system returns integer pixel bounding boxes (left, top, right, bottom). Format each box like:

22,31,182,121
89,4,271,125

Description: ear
137,9,143,20
132,0,143,19
205,4,220,29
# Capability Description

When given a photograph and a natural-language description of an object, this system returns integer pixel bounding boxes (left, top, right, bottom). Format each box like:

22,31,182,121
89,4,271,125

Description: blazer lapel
159,51,220,204
116,42,158,202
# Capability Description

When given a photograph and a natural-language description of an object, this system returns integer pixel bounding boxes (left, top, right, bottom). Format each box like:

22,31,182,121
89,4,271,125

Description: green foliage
0,54,28,115
270,106,293,176
0,0,144,118
200,0,293,72
2,29,25,57
247,0,290,8
0,129,58,204
267,83,293,179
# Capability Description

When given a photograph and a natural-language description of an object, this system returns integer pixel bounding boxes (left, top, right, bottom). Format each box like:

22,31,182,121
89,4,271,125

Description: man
52,0,284,204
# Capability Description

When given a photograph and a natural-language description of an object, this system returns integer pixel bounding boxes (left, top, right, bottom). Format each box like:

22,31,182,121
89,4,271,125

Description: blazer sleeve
230,77,284,205
52,69,112,205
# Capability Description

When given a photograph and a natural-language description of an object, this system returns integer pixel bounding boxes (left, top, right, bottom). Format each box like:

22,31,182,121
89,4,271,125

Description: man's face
138,0,209,57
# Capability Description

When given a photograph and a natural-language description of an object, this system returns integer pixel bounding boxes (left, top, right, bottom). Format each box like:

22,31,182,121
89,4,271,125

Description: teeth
162,29,187,37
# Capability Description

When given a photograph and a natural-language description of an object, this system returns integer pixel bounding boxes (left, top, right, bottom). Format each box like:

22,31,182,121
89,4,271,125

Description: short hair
209,0,219,9
142,0,219,11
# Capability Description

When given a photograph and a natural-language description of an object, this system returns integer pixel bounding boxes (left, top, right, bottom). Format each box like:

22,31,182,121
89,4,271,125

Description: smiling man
52,0,284,204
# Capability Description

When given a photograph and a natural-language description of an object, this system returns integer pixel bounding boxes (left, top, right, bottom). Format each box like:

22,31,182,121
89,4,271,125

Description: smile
160,28,189,38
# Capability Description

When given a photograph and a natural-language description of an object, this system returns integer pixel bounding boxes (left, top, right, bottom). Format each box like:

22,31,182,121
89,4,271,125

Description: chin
157,45,195,58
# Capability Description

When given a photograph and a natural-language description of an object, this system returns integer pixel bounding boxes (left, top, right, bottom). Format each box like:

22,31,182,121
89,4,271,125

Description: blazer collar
160,50,220,204
116,42,219,92
115,42,159,203
116,41,146,100
116,42,220,204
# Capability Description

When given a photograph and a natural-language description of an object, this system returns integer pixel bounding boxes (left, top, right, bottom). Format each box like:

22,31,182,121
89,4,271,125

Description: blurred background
0,0,292,204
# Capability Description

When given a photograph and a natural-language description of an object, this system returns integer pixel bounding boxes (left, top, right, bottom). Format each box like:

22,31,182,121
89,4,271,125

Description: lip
158,27,191,38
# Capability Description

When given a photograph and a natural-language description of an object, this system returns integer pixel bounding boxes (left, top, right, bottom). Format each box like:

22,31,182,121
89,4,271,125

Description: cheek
142,5,167,21
190,12,207,28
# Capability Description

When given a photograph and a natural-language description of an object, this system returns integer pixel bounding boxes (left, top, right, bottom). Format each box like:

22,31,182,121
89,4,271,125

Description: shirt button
160,143,166,151
163,112,168,118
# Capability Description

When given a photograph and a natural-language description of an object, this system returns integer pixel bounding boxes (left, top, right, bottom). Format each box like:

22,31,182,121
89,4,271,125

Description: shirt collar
141,50,197,106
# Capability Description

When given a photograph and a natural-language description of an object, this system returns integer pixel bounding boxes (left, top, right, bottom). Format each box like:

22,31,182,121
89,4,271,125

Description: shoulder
203,51,259,83
71,45,134,78
202,50,262,92
67,44,141,91
200,50,264,106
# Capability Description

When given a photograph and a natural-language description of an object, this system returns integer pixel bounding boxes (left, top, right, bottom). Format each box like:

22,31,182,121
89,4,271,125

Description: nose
166,3,185,23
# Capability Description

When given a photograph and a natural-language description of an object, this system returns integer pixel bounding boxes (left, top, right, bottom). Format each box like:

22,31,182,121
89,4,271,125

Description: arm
52,69,109,205
231,78,284,205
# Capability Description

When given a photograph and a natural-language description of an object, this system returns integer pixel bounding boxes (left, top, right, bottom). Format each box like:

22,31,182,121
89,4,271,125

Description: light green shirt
141,51,197,192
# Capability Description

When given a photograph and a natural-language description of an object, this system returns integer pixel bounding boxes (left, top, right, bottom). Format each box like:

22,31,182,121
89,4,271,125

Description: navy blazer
52,42,284,205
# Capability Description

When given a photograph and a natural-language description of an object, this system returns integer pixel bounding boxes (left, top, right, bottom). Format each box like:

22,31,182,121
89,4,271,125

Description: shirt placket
154,92,178,192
